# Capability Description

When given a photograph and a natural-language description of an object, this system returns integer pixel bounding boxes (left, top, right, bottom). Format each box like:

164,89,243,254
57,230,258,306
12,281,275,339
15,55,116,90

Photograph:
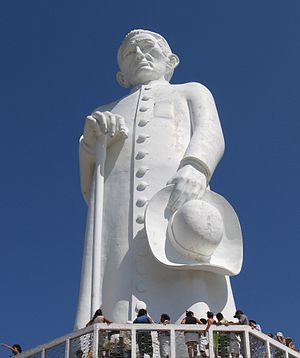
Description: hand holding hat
145,185,243,276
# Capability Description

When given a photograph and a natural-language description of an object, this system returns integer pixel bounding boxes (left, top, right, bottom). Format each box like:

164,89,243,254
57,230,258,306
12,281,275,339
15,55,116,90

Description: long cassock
75,80,236,329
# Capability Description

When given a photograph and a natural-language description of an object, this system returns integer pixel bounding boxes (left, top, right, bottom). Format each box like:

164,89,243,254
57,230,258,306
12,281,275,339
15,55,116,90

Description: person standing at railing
199,319,208,357
181,311,202,358
232,310,249,325
285,337,296,350
216,313,230,358
85,308,112,326
275,332,286,345
158,313,171,358
205,311,218,357
134,308,154,358
85,309,112,357
249,319,262,332
228,310,249,358
1,343,22,356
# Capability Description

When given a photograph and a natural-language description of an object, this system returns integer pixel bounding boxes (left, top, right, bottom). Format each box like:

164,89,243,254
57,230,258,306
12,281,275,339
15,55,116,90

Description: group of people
267,331,297,351
3,308,298,357
78,308,250,357
80,307,298,358
179,309,249,358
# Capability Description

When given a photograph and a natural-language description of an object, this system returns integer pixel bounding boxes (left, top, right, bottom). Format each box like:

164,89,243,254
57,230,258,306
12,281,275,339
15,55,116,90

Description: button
136,197,147,207
136,166,149,178
139,106,149,112
141,96,151,101
136,215,145,224
135,151,148,160
136,134,149,143
136,182,148,191
144,86,151,90
136,282,146,293
136,262,147,275
138,119,149,127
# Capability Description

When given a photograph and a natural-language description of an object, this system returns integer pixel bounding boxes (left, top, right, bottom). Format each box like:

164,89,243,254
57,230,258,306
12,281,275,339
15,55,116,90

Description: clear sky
1,0,300,356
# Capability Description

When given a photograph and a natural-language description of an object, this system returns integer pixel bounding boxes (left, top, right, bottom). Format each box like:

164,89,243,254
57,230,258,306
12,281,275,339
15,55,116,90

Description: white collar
129,79,171,93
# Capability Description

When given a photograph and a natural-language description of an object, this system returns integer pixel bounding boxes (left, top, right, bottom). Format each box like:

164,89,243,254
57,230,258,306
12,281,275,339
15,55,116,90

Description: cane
90,127,128,315
91,133,107,315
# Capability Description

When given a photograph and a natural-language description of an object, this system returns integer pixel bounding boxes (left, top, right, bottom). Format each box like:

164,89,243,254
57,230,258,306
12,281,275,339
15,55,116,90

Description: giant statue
75,29,243,329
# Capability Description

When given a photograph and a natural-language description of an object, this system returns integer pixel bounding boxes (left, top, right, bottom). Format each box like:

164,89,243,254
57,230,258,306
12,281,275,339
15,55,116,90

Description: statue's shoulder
93,100,119,113
174,82,213,98
92,92,134,113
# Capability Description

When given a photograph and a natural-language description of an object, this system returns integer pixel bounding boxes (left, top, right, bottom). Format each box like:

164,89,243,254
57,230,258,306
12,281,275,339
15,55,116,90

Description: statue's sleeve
180,82,225,184
79,102,117,204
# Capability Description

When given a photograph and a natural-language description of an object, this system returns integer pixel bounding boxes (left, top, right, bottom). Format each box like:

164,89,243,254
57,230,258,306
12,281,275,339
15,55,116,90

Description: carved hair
118,30,172,60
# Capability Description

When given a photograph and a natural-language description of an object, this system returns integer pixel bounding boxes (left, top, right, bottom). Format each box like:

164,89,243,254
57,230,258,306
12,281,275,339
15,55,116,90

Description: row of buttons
134,85,153,294
135,85,153,226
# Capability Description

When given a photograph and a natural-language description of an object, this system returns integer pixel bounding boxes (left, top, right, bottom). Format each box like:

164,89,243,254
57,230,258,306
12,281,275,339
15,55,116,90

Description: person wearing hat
276,332,286,345
233,310,249,325
75,29,243,329
228,310,249,357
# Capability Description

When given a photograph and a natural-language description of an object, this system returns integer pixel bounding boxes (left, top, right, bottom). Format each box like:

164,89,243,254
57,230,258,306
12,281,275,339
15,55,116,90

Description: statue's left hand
166,165,206,213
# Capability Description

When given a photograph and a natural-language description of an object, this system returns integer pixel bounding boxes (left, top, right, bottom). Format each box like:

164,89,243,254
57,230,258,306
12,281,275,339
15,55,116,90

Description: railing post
266,340,271,358
93,325,99,357
41,348,45,358
131,325,136,357
170,326,176,358
208,326,214,358
64,338,70,358
244,328,251,358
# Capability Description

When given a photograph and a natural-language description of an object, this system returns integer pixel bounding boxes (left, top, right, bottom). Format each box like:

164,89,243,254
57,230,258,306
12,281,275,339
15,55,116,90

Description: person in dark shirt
233,310,249,325
134,309,154,357
158,313,171,358
181,311,202,357
228,310,249,357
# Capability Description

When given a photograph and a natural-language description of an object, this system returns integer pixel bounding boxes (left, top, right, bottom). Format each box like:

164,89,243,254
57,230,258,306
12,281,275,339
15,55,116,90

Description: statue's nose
135,46,145,60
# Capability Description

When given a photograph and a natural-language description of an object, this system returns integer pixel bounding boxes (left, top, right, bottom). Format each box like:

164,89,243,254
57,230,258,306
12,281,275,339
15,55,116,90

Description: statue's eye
124,50,134,58
123,45,136,57
142,42,155,50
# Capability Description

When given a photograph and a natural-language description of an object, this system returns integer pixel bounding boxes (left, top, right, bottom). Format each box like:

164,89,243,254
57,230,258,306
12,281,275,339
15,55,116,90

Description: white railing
16,324,300,358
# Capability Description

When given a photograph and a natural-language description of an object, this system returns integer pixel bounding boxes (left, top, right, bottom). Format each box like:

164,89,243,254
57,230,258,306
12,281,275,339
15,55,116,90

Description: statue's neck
130,78,170,93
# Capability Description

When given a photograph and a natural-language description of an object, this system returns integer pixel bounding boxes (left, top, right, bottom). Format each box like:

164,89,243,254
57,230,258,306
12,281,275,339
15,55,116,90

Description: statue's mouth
136,61,152,69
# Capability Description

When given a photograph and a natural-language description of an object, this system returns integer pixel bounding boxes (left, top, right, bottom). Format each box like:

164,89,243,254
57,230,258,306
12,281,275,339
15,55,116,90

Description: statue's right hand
84,111,129,140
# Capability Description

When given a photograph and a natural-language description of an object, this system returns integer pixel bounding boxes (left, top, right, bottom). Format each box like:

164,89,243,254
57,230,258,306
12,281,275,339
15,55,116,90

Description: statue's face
119,33,170,86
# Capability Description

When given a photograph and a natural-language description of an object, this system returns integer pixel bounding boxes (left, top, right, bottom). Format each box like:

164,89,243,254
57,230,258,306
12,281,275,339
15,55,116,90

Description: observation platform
16,324,300,358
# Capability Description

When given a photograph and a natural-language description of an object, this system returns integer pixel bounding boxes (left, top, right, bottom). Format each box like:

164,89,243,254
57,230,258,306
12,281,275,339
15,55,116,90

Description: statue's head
117,29,180,88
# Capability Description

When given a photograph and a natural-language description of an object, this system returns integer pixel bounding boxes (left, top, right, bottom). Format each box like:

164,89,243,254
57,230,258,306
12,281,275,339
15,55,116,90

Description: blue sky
1,0,300,355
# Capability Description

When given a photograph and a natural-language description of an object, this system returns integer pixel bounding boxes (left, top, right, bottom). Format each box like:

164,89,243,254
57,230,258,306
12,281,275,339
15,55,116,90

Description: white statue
75,29,243,329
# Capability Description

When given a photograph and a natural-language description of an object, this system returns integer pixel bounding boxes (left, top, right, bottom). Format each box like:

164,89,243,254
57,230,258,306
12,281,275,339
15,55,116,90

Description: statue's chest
111,85,191,152
104,85,191,227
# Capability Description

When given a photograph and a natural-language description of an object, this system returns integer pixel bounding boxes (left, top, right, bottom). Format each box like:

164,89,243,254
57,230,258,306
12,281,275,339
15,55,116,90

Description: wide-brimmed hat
234,310,244,318
144,186,243,276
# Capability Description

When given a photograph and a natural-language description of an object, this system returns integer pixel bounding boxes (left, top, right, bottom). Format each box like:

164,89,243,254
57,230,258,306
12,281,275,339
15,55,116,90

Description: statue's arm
167,83,224,213
180,82,225,183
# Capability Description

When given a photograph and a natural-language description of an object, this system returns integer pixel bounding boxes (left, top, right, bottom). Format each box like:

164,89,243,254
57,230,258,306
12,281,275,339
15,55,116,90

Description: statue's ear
168,54,180,69
116,71,130,88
